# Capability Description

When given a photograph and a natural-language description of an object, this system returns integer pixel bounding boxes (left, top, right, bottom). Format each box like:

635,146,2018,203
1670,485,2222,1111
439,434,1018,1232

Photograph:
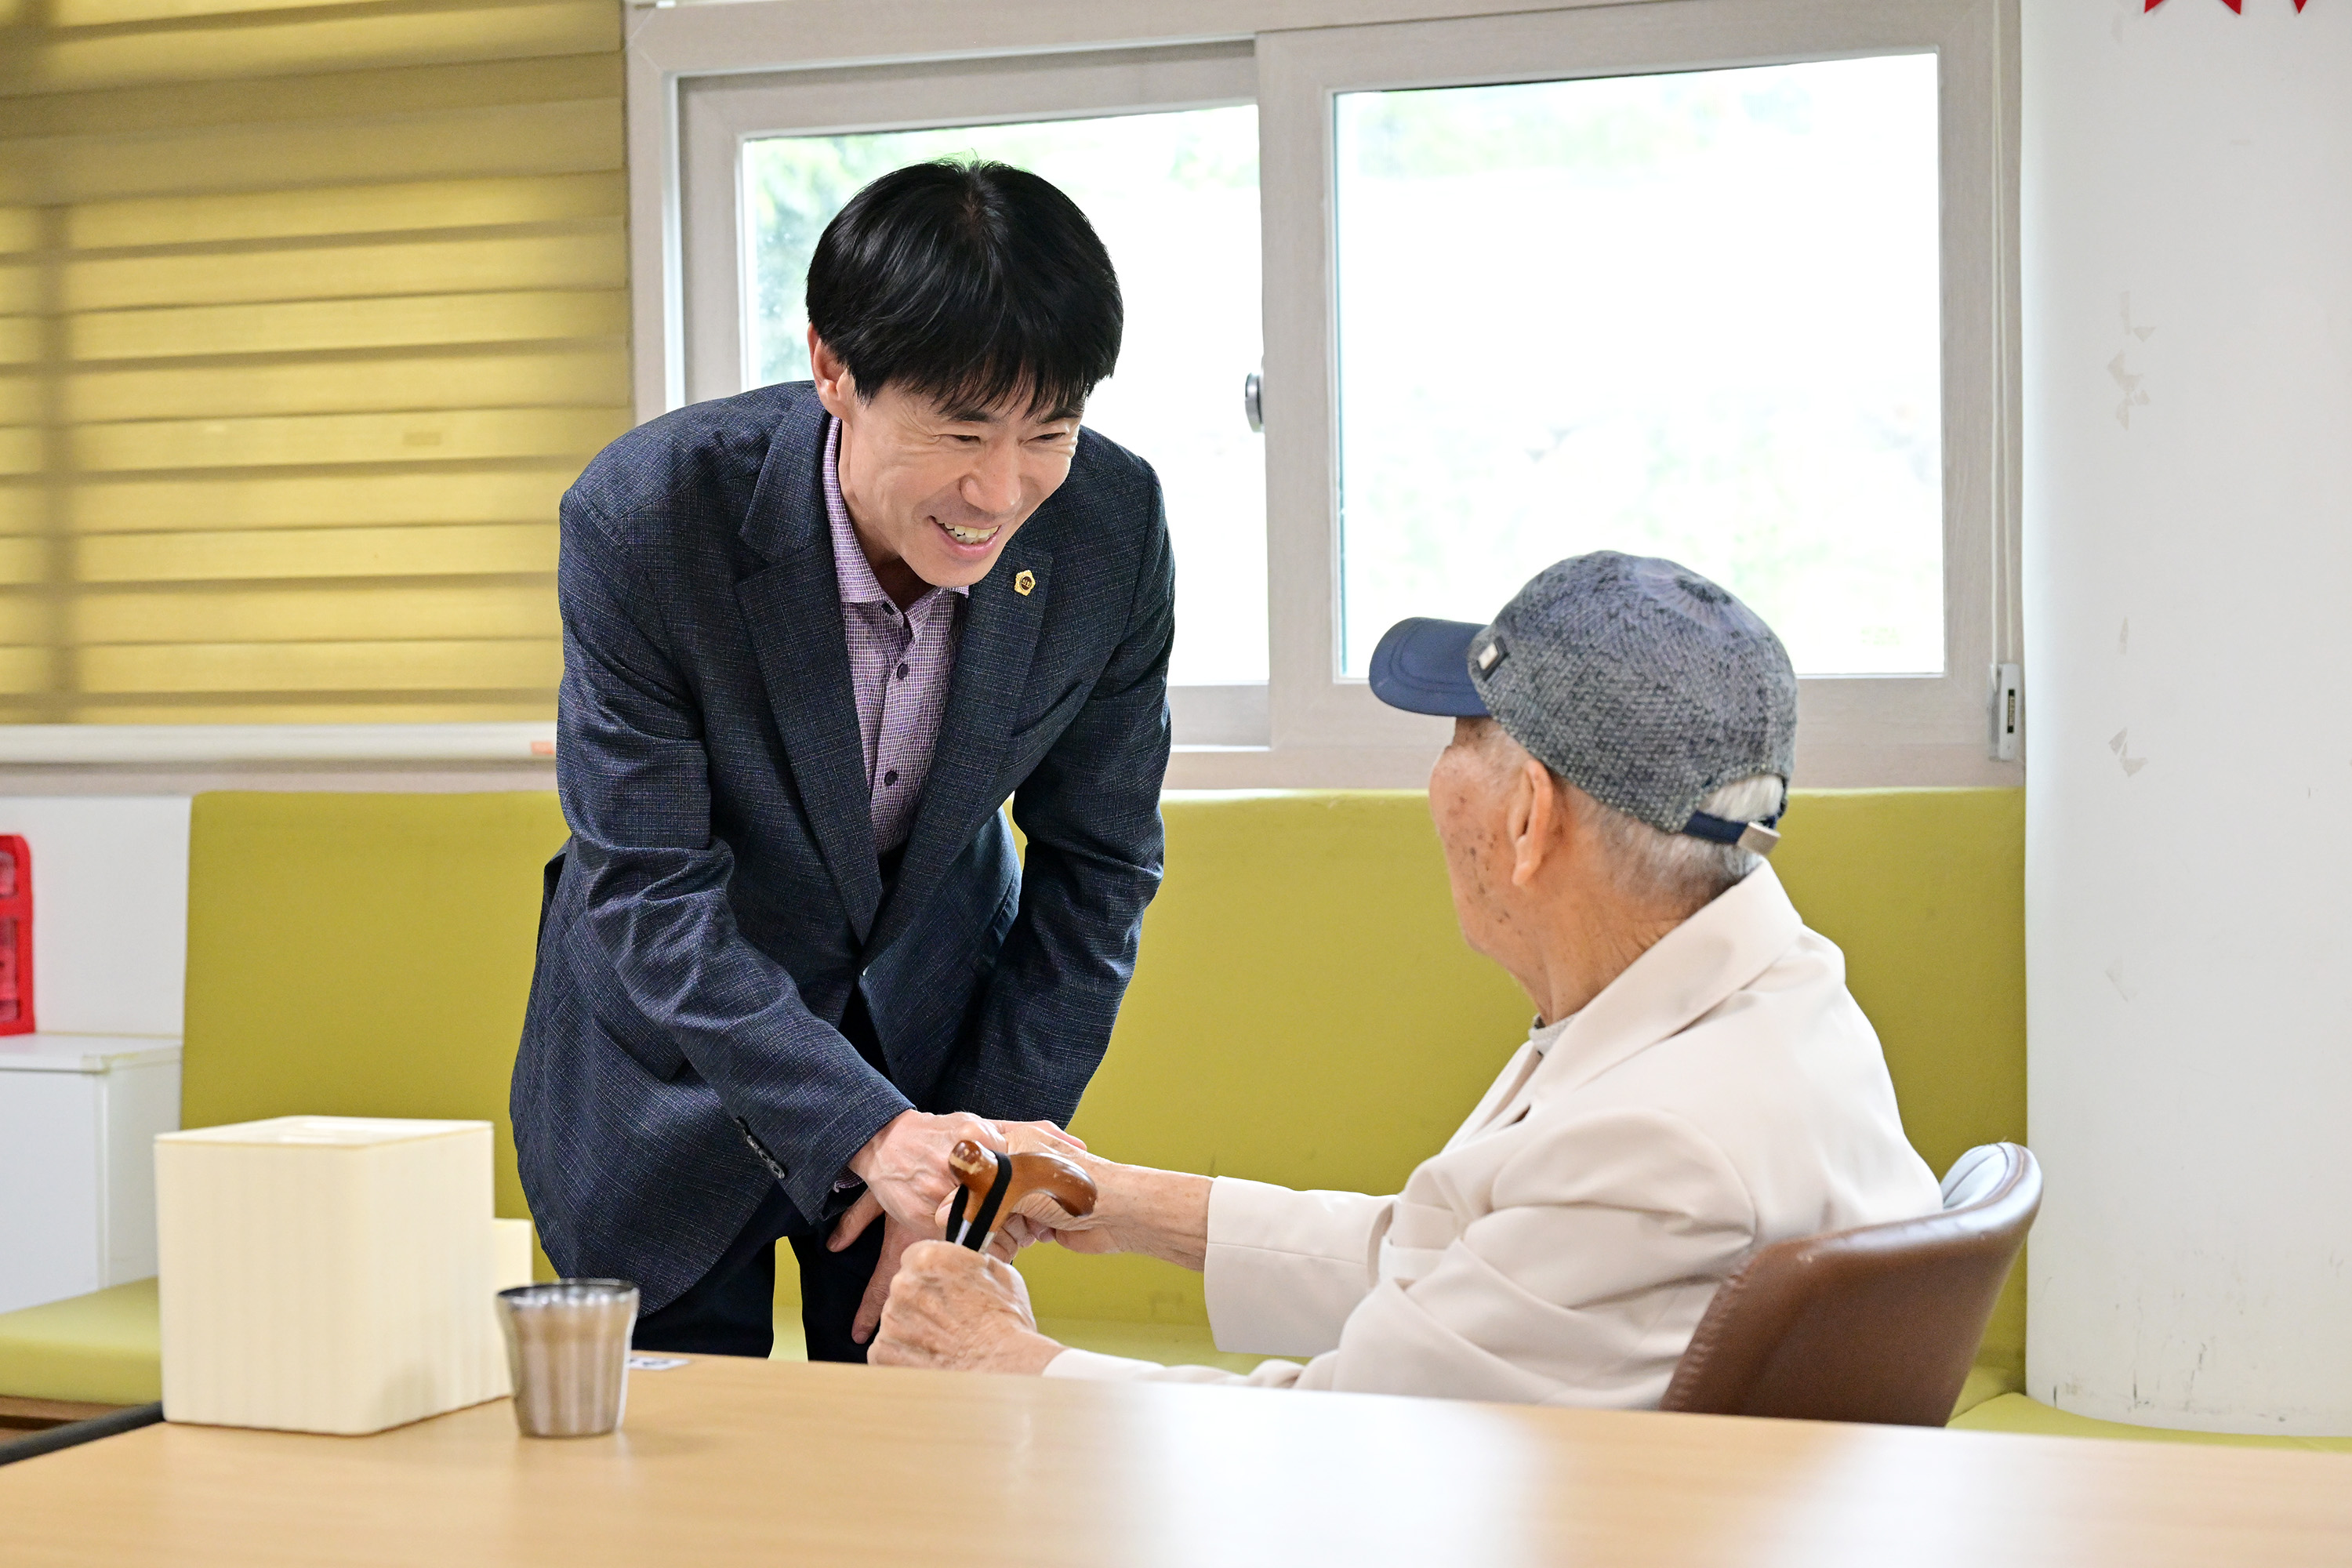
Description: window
676,45,1270,743
1330,57,1944,680
740,107,1269,692
639,0,2019,786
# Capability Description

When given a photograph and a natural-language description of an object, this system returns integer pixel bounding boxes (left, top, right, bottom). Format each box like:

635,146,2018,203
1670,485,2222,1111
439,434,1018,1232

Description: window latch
1990,663,2022,761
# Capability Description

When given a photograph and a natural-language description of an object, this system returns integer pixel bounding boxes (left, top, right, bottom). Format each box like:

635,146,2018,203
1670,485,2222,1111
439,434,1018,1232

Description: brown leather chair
1659,1142,2041,1426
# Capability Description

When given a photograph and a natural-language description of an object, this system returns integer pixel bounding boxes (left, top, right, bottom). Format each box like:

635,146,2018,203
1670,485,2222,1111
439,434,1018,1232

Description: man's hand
829,1206,920,1345
833,1115,1091,1335
869,1241,1065,1374
846,1109,1007,1232
916,1119,1090,1259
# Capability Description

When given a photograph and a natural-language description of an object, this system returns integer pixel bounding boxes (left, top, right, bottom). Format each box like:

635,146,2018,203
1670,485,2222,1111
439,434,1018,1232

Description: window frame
628,0,2023,790
1258,0,2019,785
675,43,1273,749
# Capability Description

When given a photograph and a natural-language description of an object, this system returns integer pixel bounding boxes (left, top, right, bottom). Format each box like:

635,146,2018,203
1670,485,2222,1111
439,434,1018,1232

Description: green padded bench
0,1280,164,1407
4,787,2038,1417
0,790,571,1407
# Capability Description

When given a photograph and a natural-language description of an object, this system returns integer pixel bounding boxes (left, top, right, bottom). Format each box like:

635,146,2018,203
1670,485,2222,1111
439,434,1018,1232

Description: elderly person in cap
871,553,1940,1404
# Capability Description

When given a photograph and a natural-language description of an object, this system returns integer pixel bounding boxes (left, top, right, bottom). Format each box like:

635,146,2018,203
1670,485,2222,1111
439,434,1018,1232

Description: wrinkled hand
1000,1120,1087,1156
930,1196,1054,1261
829,1207,920,1345
835,1118,1091,1330
927,1120,1090,1258
869,1241,1064,1374
846,1109,1007,1232
1000,1160,1122,1254
983,1134,1172,1260
986,1134,1213,1272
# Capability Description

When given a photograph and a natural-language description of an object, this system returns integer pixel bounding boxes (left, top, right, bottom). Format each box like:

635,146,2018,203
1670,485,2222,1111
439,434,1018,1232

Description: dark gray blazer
513,383,1172,1309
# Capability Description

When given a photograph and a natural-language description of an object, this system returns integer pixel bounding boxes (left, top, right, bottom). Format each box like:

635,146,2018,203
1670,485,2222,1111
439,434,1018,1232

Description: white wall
0,797,190,1036
2024,0,2352,1432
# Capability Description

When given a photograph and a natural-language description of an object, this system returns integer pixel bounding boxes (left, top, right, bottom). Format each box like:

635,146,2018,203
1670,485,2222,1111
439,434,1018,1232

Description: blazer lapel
1443,1040,1543,1153
1530,862,1806,1102
862,539,1054,963
734,399,884,938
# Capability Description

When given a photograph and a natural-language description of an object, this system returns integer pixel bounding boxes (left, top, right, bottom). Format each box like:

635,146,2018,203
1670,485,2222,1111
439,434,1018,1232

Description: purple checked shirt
823,416,967,855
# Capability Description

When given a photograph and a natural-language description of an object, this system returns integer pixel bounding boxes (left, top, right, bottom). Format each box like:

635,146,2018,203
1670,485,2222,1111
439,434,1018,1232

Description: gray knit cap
1368,552,1797,843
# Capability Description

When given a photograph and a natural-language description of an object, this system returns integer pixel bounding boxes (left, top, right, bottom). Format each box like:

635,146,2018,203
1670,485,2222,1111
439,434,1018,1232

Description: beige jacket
1044,863,1940,1405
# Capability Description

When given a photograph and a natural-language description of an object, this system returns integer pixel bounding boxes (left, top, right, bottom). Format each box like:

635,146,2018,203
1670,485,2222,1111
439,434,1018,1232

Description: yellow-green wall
1018,788,2028,1372
173,786,2024,1372
180,790,568,1225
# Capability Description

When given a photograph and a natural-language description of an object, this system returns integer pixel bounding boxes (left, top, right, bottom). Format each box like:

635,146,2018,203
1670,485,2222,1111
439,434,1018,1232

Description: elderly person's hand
960,1120,1096,1258
835,1118,1087,1344
906,1120,1092,1261
991,1128,1213,1271
869,1241,1067,1374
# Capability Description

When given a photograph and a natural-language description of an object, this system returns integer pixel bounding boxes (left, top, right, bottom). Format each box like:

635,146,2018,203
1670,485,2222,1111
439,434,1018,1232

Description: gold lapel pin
1013,569,1036,597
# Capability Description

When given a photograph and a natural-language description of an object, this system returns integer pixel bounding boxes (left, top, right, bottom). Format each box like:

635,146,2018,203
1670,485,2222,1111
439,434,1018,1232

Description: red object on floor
0,834,34,1035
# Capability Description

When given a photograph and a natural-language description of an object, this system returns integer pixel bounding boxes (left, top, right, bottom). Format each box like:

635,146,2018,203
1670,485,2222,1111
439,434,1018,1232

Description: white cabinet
0,1034,181,1314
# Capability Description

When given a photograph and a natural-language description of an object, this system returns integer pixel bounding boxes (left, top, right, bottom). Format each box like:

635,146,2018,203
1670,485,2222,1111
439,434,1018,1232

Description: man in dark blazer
513,161,1172,1362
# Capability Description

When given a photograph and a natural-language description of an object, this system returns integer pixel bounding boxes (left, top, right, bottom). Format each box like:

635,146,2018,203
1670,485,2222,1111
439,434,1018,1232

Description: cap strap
959,1148,1016,1252
1682,811,1783,858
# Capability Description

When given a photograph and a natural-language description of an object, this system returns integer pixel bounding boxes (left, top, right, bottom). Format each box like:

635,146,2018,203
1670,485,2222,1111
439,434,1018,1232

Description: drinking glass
495,1279,639,1438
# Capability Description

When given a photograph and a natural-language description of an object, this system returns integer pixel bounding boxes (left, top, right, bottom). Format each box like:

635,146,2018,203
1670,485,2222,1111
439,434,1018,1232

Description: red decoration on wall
0,835,34,1036
2147,0,2310,9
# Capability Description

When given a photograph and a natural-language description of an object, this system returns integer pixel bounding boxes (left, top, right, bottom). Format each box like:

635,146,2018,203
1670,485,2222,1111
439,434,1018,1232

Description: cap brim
1367,618,1490,718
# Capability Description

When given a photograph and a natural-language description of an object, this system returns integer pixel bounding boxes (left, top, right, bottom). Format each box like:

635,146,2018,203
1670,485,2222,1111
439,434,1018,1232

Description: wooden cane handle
948,1139,1098,1221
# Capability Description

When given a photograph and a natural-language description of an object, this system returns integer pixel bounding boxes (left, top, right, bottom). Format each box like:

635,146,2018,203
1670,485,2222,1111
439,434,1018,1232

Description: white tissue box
157,1116,531,1435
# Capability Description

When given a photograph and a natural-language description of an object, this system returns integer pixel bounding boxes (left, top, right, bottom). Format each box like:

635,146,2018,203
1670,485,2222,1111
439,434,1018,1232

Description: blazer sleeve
1045,1111,1759,1405
1036,1176,1388,1389
1201,1178,1397,1356
1292,1109,1759,1404
938,479,1175,1124
555,499,910,1223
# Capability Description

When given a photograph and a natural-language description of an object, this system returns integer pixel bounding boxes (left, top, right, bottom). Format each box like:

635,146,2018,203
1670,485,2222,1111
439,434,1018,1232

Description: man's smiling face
811,331,1081,603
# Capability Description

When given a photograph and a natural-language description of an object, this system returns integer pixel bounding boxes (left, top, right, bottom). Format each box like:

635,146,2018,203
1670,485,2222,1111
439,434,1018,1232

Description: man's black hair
806,160,1123,419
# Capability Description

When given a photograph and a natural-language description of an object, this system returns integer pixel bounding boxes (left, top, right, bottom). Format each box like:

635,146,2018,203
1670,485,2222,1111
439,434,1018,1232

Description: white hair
1587,773,1787,913
1468,719,1784,914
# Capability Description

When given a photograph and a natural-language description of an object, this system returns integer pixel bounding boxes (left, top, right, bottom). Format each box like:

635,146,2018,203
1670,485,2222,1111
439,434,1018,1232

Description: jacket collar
862,523,1053,963
728,387,1055,959
1525,862,1808,1102
734,391,882,935
739,389,833,564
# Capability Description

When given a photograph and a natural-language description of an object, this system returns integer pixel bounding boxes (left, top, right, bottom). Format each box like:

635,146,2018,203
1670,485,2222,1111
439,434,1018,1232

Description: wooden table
5,1354,2349,1566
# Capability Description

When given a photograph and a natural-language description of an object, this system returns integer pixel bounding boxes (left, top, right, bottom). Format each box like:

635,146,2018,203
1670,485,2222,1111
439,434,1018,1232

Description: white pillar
2024,0,2352,1434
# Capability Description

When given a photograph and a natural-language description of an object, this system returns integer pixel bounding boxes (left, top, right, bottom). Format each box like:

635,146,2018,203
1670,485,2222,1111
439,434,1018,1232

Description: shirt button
884,769,898,786
896,663,909,680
